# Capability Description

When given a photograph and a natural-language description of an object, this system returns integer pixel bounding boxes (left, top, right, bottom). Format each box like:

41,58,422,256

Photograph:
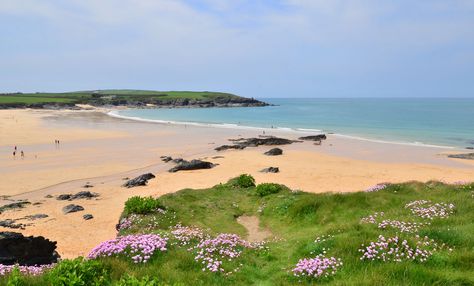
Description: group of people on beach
12,145,24,158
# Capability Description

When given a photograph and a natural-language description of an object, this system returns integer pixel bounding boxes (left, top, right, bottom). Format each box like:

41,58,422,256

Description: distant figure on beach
13,151,16,157
21,151,24,158
14,145,17,151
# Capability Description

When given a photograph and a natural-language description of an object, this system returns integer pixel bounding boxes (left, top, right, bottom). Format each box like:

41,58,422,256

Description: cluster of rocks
122,173,156,188
0,214,49,230
56,191,99,201
298,134,327,141
62,204,84,214
447,153,474,160
0,232,60,265
160,156,186,164
215,137,296,151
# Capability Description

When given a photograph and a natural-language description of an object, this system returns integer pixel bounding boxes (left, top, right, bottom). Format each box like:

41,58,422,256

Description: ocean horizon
113,98,474,149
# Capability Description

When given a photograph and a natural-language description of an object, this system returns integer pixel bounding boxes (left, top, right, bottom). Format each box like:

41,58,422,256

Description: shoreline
1,108,473,258
108,109,461,150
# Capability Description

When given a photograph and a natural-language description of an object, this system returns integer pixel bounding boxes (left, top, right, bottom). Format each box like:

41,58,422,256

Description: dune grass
1,179,473,285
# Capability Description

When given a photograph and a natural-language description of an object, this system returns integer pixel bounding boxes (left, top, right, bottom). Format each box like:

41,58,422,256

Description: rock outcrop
215,137,296,151
264,148,283,156
169,160,215,173
0,201,30,214
122,173,156,188
0,232,60,265
298,134,327,141
447,153,474,160
56,191,99,201
62,204,84,214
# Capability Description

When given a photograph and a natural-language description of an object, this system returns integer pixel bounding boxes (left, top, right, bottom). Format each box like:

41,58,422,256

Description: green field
0,90,257,108
2,177,473,285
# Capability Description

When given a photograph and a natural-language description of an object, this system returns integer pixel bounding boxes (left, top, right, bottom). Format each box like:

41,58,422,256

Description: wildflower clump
359,235,445,263
292,255,342,279
405,200,455,219
193,233,264,274
0,264,53,276
360,211,385,224
88,234,168,263
365,184,387,192
171,224,208,246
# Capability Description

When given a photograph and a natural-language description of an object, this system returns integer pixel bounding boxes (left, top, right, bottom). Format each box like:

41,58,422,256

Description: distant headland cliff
0,90,269,109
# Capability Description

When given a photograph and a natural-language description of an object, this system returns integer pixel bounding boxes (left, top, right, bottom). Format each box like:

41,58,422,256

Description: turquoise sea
112,98,474,149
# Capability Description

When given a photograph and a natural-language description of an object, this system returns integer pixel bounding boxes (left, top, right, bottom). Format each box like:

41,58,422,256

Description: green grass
2,180,473,285
0,89,249,107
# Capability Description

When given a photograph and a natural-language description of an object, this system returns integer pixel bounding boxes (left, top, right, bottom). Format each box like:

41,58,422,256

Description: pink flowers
405,200,455,219
365,184,387,192
88,234,168,263
0,264,53,276
359,235,444,263
377,219,430,233
171,224,208,246
193,233,265,274
292,255,342,278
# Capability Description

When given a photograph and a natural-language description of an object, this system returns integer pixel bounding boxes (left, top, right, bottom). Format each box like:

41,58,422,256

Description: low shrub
229,174,256,188
255,183,284,197
124,196,164,216
47,258,110,286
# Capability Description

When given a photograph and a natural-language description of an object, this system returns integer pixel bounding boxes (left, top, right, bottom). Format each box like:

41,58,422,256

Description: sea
110,98,474,149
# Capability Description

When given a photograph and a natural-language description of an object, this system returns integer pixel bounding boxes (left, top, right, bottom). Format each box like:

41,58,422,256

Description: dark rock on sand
57,191,98,201
169,160,215,173
122,173,156,188
24,214,48,220
0,220,24,229
45,194,53,198
161,156,173,162
62,204,84,214
0,201,31,214
299,134,327,141
447,153,474,160
0,232,60,265
83,214,94,220
261,167,280,173
215,137,296,151
264,148,283,156
172,158,186,164
82,182,94,188
215,145,246,151
466,147,474,150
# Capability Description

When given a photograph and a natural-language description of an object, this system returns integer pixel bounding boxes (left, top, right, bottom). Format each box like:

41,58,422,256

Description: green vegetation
2,180,473,285
123,196,164,216
47,258,110,286
0,90,265,108
255,182,286,197
228,174,256,188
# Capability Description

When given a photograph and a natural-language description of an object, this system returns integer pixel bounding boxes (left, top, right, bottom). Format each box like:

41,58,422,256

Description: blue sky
1,0,473,98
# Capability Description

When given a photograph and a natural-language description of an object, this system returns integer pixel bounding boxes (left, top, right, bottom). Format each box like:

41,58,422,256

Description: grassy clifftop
0,90,268,109
2,177,473,285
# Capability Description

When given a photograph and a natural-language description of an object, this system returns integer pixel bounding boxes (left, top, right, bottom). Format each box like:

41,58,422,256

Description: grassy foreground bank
1,177,473,285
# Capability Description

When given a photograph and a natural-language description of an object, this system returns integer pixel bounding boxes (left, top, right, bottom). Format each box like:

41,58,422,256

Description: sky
1,0,473,98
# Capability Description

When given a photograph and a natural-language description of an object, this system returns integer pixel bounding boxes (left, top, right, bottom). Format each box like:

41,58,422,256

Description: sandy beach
1,109,473,258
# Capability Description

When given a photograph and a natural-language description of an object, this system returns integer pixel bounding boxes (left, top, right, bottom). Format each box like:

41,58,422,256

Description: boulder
62,204,84,214
122,173,156,188
261,167,280,173
172,158,186,164
57,194,71,201
264,148,283,156
169,160,215,173
447,153,474,160
299,134,327,141
466,147,474,150
215,145,246,151
0,232,60,265
83,214,94,220
24,214,48,220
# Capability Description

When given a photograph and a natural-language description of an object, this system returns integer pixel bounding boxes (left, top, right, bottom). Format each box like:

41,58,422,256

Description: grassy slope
0,90,243,104
2,180,473,285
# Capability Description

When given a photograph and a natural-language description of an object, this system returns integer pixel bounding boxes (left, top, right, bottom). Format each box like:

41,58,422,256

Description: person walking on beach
21,150,24,158
13,151,16,158
14,145,17,151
